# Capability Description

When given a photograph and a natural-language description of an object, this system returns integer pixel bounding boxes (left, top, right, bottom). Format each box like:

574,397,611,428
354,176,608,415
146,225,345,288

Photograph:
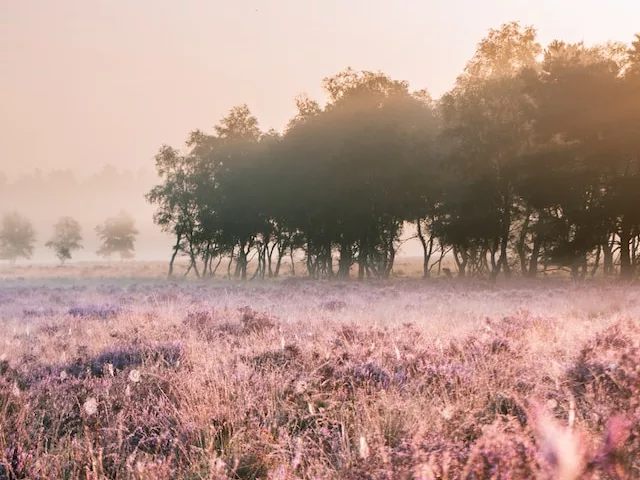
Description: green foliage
45,216,83,264
0,211,36,263
147,22,640,281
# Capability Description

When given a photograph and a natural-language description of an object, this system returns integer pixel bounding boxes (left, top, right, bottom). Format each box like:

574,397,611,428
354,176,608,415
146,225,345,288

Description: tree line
0,211,139,265
146,22,640,281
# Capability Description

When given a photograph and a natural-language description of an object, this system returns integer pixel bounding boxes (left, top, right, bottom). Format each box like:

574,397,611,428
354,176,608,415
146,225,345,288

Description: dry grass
1,273,639,479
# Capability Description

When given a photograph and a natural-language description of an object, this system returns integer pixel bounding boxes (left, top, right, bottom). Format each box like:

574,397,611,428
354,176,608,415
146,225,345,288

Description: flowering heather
67,304,122,320
0,275,639,478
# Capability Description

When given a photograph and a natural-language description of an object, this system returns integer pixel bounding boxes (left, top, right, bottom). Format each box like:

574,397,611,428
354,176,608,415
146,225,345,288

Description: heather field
1,269,640,479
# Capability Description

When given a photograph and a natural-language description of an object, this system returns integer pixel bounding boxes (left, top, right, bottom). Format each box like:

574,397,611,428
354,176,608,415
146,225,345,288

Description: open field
0,256,438,282
1,270,640,479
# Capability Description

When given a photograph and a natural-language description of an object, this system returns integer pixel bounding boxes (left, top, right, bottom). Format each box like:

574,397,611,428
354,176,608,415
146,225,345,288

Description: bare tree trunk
202,249,209,277
499,232,510,278
210,256,223,277
436,243,446,276
385,246,396,279
489,240,499,279
528,236,542,278
168,234,181,277
516,212,531,276
357,239,367,281
453,247,467,277
226,250,234,279
325,244,335,278
590,244,601,278
274,244,285,277
188,255,200,278
237,244,249,281
338,242,352,279
266,242,277,278
620,223,633,281
603,233,615,276
289,246,296,276
416,219,434,279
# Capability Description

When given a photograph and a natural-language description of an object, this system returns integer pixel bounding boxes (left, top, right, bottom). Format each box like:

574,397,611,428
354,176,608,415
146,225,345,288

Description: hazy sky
2,0,639,178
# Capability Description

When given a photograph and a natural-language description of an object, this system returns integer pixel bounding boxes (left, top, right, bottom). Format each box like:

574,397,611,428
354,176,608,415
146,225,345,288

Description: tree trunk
202,250,209,277
603,235,614,276
516,212,531,276
289,246,296,276
357,238,367,281
528,235,542,278
168,234,182,277
267,241,278,278
237,245,249,281
620,223,633,280
226,250,234,279
489,240,499,279
211,256,223,277
499,196,512,278
338,242,352,279
453,247,467,277
416,218,433,279
384,246,396,279
499,232,510,278
590,244,601,278
436,244,446,276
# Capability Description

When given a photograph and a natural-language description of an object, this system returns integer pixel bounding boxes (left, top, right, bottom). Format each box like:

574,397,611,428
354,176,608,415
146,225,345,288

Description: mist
0,166,172,263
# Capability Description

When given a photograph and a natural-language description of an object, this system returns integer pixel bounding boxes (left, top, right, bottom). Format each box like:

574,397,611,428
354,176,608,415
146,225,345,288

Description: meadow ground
1,264,640,479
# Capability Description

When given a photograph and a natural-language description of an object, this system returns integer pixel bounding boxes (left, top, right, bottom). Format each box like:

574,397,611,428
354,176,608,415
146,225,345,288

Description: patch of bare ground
0,279,639,478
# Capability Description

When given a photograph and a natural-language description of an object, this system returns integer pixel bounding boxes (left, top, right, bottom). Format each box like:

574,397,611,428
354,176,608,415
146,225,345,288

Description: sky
2,0,640,178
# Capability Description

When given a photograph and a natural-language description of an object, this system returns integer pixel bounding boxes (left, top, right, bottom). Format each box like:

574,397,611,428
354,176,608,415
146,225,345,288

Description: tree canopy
147,22,640,281
95,211,139,261
46,216,83,265
0,212,36,264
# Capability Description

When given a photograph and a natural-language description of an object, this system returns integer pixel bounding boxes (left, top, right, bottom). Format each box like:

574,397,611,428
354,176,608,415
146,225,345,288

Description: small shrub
68,304,121,320
238,306,277,333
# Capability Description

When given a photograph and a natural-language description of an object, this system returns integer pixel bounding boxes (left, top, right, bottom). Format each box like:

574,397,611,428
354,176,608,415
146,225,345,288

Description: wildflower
128,369,141,383
291,437,303,470
441,406,454,420
359,436,370,459
83,397,98,416
294,379,308,395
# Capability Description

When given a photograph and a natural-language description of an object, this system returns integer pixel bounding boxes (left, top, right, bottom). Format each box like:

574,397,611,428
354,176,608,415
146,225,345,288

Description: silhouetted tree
439,22,541,278
95,211,139,261
46,216,83,265
146,23,640,281
0,212,36,264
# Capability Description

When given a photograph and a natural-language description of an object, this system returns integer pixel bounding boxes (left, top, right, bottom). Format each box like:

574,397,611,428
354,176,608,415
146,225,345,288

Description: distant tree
45,216,83,265
95,211,139,261
0,212,36,264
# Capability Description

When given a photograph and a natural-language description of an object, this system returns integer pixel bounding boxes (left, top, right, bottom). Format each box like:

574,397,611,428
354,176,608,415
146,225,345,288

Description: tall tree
146,145,204,276
440,22,541,278
526,40,639,279
279,68,439,279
